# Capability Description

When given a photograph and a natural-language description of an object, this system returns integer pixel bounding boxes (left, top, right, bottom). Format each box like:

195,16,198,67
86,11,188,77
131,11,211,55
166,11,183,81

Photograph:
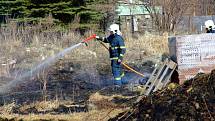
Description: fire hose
98,41,145,77
82,34,144,78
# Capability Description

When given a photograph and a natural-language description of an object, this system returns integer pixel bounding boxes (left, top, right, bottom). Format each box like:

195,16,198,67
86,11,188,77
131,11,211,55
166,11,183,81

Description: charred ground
110,70,215,121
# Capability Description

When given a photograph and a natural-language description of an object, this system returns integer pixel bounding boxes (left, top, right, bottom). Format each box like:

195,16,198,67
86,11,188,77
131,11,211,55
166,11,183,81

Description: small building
115,0,162,35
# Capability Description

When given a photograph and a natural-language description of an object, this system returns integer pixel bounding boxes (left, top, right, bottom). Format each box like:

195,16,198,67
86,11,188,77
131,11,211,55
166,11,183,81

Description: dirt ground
110,70,215,121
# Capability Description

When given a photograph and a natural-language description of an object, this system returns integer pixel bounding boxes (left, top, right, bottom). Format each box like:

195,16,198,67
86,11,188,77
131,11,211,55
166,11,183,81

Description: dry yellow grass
88,92,132,112
89,92,134,102
124,32,169,62
0,109,125,121
19,100,62,113
0,101,16,114
0,24,168,78
0,98,126,121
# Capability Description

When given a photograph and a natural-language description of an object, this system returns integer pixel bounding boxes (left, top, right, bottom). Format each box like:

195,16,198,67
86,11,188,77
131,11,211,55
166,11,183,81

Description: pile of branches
110,70,215,121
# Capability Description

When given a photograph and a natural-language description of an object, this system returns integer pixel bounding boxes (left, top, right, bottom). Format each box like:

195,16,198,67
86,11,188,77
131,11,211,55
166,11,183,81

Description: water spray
0,33,144,94
0,34,97,94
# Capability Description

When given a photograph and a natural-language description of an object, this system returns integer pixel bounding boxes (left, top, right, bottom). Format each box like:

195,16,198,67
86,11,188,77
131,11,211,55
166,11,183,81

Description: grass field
0,24,168,121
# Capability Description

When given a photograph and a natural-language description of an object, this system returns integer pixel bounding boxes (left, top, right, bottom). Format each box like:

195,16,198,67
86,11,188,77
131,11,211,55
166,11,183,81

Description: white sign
176,34,215,69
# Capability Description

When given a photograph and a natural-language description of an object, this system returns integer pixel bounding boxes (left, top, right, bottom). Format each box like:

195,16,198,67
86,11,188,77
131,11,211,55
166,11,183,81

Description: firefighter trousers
111,60,126,85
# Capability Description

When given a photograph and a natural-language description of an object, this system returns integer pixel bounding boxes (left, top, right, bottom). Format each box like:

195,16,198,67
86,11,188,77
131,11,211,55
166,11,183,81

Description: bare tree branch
141,0,193,33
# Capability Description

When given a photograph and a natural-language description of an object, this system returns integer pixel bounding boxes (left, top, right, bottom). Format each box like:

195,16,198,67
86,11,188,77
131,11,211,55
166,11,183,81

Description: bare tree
143,0,193,33
209,0,215,15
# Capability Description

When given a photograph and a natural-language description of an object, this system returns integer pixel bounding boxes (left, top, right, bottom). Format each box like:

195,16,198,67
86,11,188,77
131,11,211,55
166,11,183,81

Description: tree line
0,0,111,31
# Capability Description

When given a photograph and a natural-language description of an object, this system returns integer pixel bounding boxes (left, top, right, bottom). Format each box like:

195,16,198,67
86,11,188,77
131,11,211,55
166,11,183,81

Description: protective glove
117,59,122,64
96,36,100,39
95,36,104,41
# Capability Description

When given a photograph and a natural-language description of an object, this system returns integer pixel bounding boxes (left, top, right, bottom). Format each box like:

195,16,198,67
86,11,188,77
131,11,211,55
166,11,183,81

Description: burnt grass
0,61,99,105
0,60,142,115
110,70,215,121
0,59,153,106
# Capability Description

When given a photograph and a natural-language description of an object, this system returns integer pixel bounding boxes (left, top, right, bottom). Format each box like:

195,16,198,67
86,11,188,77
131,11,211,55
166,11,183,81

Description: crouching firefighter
96,24,127,86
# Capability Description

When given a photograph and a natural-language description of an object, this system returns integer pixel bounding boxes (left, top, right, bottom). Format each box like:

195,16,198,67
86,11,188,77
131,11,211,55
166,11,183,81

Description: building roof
116,4,162,16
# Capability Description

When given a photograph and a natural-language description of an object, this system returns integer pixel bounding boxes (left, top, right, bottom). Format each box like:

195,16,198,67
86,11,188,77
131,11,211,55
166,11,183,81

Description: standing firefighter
96,24,127,86
205,20,215,33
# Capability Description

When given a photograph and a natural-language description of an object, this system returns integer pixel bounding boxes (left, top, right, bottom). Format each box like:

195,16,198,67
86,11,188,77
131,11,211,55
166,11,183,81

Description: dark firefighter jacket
102,34,126,61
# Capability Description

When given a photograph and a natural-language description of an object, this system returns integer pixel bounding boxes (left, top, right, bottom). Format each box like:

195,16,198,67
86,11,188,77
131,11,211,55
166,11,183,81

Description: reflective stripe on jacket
103,34,126,60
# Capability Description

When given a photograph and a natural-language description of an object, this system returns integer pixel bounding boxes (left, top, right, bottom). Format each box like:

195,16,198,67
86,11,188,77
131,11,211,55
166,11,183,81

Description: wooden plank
145,59,169,95
153,59,177,92
136,59,177,103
